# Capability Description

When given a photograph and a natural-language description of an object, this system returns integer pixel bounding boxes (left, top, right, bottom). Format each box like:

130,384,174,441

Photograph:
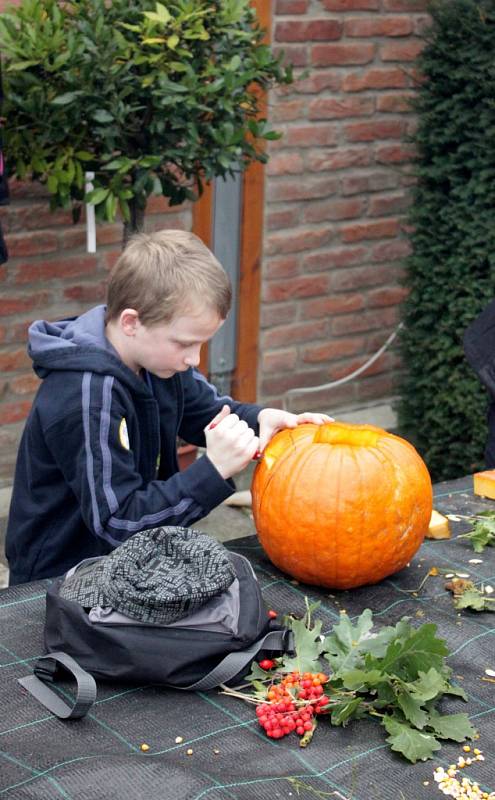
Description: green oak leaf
383,716,442,763
323,609,375,676
340,668,384,691
396,692,428,729
329,697,364,726
409,668,447,702
426,712,477,742
281,616,325,675
373,624,449,680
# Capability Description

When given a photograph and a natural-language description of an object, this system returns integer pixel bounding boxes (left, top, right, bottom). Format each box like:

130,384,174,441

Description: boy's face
123,305,224,379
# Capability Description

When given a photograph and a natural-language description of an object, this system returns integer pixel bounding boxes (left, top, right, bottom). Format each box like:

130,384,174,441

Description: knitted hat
59,526,236,625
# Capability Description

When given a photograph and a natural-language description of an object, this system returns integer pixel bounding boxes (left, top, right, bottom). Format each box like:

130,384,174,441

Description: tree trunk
122,199,145,248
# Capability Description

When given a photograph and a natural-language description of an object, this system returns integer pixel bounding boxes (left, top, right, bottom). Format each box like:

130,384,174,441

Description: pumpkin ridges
252,421,433,590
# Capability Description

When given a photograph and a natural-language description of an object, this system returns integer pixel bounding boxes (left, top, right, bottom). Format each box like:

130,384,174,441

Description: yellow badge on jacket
119,417,130,450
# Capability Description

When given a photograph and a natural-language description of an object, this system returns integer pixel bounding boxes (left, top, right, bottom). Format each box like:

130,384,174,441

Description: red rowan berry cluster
255,670,331,740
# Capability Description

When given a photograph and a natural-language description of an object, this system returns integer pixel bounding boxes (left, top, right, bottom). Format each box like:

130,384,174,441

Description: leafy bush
397,0,495,481
0,0,292,233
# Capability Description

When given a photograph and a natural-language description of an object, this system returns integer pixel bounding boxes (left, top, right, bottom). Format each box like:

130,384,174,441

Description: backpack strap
179,628,293,691
18,652,97,719
18,630,293,718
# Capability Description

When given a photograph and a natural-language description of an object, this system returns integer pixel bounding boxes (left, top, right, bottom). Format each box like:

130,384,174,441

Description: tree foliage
0,0,292,230
398,0,495,480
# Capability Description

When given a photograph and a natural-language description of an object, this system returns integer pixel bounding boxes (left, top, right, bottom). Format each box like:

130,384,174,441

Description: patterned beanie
59,526,236,625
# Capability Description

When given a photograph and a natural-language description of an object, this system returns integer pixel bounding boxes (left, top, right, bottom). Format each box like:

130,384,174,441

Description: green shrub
0,0,292,235
398,0,495,481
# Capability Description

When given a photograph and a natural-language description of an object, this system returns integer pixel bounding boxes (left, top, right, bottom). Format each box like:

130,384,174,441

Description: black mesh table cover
1,476,494,800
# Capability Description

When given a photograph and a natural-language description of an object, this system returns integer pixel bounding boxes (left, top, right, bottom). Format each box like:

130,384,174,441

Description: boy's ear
120,308,140,337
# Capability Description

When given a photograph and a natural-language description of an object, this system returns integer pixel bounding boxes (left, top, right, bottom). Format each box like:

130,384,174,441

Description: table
1,476,494,800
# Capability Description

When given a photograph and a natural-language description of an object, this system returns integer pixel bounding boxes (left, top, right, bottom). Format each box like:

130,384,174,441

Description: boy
6,230,331,584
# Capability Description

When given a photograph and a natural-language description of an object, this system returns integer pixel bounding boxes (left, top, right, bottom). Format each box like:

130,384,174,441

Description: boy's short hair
105,229,232,326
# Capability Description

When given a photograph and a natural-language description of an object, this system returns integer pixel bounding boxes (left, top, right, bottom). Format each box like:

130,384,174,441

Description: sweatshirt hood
28,305,148,392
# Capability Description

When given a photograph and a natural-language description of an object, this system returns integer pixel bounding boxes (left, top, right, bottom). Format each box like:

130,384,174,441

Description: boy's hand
205,404,260,479
257,409,334,453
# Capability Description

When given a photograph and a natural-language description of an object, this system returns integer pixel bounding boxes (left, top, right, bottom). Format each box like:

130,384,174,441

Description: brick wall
259,0,427,413
0,0,427,481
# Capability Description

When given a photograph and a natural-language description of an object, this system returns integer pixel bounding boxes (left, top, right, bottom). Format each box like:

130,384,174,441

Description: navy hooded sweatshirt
6,305,262,585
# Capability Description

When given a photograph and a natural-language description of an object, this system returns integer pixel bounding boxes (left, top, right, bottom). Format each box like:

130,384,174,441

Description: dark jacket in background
463,298,495,467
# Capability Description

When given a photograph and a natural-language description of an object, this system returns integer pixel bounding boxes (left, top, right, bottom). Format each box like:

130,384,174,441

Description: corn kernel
463,745,471,752
186,748,193,756
140,743,150,752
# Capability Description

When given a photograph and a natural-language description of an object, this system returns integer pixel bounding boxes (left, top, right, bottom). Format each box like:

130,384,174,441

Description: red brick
309,97,374,120
2,203,74,233
381,40,425,61
332,308,398,335
304,246,369,271
14,255,98,285
267,177,339,203
369,193,411,217
64,281,108,303
275,20,343,42
280,382,356,414
261,349,298,372
148,196,187,216
0,348,30,372
285,125,339,148
266,256,301,278
104,250,121,270
0,399,32,425
311,43,375,67
273,45,308,68
303,295,365,321
260,368,329,397
271,100,306,123
266,228,333,256
266,208,300,230
10,373,41,395
289,71,342,95
344,17,414,37
321,0,379,8
59,227,88,250
344,119,407,142
275,0,308,13
5,231,59,257
358,373,398,402
376,93,416,113
0,293,51,316
265,320,329,348
383,0,428,9
343,68,408,93
260,303,298,329
263,274,329,303
375,144,416,163
8,178,48,199
341,171,399,196
340,219,400,243
414,14,432,35
305,198,365,223
331,264,400,291
371,238,412,261
368,286,409,307
97,224,124,246
301,337,365,364
308,147,371,172
266,152,305,176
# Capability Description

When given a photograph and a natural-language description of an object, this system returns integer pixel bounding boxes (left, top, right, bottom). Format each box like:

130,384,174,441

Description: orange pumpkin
251,421,432,590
